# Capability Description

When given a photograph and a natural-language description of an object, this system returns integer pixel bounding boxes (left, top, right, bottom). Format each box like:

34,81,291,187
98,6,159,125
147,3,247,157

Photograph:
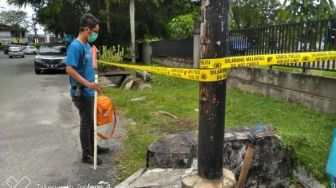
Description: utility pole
32,9,38,43
130,0,136,63
198,0,230,180
182,0,236,187
105,0,111,34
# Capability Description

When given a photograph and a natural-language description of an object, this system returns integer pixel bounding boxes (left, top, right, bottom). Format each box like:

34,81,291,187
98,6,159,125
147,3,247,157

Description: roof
0,23,10,27
0,24,27,32
0,24,11,32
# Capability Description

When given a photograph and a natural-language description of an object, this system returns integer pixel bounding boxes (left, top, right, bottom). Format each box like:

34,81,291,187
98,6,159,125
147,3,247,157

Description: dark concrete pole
198,0,230,180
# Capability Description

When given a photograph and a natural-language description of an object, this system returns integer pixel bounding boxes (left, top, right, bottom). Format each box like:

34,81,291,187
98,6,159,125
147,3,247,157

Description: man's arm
66,65,100,92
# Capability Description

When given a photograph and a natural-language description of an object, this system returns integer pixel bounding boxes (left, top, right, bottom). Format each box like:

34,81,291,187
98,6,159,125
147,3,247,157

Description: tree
231,0,282,29
277,0,335,23
89,0,201,44
130,0,135,62
8,0,87,37
35,0,88,37
167,13,198,40
28,13,38,43
0,10,28,42
8,0,201,46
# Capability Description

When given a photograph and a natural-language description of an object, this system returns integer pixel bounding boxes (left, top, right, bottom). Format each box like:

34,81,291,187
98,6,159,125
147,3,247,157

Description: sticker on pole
91,45,99,68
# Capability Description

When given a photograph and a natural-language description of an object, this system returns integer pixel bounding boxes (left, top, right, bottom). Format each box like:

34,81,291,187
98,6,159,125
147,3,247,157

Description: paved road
0,52,122,188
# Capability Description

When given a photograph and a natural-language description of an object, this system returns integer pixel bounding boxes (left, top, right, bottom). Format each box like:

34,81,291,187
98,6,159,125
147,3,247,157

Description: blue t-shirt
66,39,95,96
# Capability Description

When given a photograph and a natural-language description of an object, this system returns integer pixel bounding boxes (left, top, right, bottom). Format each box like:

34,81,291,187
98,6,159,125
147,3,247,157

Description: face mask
88,32,98,42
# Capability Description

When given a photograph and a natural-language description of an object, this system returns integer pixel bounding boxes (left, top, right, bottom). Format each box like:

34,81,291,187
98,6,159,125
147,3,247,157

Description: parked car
229,36,248,55
8,45,25,58
24,46,37,54
34,43,67,74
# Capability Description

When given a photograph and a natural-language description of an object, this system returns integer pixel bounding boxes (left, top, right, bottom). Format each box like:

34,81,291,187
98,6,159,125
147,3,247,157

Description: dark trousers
71,95,94,157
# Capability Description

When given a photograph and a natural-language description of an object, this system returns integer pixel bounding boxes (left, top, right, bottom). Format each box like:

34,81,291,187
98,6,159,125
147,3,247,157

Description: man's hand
85,82,101,93
66,66,101,93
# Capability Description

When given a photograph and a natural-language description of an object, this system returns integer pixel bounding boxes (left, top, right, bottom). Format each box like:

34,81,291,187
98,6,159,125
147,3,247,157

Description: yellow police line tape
99,60,227,82
200,51,336,69
98,51,336,82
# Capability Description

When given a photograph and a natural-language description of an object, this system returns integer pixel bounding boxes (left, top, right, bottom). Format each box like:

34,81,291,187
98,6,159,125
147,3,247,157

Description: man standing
66,14,109,165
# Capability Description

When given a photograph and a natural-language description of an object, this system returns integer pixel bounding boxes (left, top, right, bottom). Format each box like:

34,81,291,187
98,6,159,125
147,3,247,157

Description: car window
39,45,66,54
9,46,21,51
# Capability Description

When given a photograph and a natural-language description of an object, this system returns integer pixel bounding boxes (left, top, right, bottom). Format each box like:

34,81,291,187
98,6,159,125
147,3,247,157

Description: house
0,24,27,44
27,33,59,43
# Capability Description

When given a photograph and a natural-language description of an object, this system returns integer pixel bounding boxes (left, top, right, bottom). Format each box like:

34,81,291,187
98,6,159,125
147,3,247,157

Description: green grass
103,75,335,184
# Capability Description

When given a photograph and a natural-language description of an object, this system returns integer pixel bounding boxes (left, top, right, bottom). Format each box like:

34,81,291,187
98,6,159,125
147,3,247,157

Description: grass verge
103,75,335,184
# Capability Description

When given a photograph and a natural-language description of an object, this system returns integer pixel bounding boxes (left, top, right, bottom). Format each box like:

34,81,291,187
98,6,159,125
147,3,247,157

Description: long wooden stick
92,45,99,170
93,74,98,170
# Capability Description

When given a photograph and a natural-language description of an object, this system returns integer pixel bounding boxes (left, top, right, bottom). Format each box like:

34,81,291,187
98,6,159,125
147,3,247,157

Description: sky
0,0,44,34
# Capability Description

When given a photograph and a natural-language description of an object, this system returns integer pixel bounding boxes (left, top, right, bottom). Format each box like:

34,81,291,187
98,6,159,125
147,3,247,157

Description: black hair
79,13,100,31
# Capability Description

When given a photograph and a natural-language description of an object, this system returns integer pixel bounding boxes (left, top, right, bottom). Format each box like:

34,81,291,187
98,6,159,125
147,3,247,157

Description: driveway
0,52,123,188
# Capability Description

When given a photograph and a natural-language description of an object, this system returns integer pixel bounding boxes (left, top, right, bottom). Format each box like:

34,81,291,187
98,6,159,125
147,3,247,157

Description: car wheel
35,68,41,74
22,55,25,58
9,56,12,58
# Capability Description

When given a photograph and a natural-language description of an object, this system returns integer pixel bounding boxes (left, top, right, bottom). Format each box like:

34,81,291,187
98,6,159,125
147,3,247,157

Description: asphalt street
0,52,122,188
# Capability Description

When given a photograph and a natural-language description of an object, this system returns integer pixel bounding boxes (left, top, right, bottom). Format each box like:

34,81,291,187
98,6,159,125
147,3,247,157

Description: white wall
0,31,11,37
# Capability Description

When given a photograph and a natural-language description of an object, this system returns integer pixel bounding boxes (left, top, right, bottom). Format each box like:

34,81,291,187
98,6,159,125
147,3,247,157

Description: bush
167,13,197,40
32,43,41,49
98,45,125,72
99,45,124,62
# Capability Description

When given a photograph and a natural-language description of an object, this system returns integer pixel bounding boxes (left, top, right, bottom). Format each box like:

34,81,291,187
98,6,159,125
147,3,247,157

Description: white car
8,46,24,58
24,46,37,54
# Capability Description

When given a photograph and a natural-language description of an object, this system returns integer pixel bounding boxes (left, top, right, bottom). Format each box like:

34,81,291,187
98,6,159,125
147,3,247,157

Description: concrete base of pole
181,169,237,188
